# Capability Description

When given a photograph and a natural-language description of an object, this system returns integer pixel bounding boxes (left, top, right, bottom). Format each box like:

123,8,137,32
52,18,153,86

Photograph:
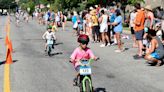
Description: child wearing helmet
42,26,56,52
70,34,98,85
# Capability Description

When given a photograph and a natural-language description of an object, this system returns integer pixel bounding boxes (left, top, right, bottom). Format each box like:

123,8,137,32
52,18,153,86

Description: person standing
51,10,55,22
61,13,67,31
144,5,154,30
91,8,100,42
55,13,60,27
15,12,20,26
110,8,117,45
109,10,124,52
99,9,110,47
133,3,145,59
72,12,78,35
129,10,137,48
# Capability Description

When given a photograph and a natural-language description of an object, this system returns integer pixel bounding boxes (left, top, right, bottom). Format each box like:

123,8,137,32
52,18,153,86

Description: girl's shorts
150,52,160,59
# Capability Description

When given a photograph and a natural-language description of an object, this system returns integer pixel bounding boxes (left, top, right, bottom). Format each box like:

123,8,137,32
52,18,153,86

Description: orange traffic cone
5,35,10,45
9,40,13,53
6,47,13,64
5,37,13,64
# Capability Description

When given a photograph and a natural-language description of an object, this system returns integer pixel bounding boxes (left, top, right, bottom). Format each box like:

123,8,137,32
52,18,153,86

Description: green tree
127,0,145,5
19,0,35,15
0,0,16,9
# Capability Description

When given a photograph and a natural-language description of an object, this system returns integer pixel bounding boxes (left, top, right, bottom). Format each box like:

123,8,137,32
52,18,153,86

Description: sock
114,38,117,43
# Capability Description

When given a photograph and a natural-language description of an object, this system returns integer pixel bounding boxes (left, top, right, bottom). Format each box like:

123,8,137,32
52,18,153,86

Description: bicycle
46,39,54,56
74,58,99,92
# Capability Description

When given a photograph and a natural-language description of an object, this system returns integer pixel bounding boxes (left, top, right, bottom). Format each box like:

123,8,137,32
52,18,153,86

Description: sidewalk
66,21,131,34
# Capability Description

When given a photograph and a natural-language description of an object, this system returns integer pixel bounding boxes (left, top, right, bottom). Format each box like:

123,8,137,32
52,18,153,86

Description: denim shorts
150,52,160,59
135,30,144,40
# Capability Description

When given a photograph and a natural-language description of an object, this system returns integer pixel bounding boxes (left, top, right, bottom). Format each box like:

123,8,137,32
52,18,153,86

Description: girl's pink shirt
70,47,95,68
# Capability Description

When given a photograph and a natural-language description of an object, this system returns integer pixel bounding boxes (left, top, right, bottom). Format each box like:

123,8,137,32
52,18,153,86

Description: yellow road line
3,64,11,92
4,16,11,92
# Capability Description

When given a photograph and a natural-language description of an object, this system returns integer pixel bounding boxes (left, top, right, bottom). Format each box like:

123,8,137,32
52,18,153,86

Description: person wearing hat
89,7,94,10
144,5,155,29
95,5,98,8
91,7,100,42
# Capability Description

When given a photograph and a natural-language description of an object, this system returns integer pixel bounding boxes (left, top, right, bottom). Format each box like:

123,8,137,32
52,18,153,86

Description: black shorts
131,27,135,34
111,26,115,35
92,26,100,36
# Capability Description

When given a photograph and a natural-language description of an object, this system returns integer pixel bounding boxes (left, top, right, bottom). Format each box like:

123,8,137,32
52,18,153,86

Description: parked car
0,9,2,15
0,9,7,16
3,9,7,15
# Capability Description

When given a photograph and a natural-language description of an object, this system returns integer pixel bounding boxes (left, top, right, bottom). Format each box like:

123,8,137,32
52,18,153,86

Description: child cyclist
70,34,98,85
42,26,56,52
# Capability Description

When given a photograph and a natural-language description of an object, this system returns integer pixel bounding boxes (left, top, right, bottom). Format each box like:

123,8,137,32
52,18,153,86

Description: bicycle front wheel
47,45,51,56
85,79,92,92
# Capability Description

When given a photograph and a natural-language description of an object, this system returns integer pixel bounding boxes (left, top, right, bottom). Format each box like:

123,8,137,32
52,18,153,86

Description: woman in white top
129,10,137,47
99,10,110,47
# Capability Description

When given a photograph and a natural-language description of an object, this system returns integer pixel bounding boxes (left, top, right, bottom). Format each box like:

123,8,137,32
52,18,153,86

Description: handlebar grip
96,57,100,61
69,60,73,63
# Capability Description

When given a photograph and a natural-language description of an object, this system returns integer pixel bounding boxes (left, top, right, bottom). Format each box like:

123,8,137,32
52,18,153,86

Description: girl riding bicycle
70,34,98,85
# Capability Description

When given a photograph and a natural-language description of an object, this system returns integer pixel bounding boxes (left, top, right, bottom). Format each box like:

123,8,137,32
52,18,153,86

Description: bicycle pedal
73,83,78,86
77,83,81,87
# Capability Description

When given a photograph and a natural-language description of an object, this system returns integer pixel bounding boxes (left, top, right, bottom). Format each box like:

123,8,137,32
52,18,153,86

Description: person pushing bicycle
70,34,98,85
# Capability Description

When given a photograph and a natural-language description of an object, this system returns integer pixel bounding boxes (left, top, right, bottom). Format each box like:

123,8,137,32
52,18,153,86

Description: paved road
0,16,164,92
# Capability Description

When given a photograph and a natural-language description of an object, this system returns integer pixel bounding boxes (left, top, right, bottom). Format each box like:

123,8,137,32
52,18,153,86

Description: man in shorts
133,3,145,59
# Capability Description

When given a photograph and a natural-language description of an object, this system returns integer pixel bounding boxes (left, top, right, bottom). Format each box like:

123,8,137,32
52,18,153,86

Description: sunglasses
81,41,88,45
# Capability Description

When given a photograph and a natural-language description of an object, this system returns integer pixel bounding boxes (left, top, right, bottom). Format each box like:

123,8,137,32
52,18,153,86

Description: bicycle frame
46,39,54,56
79,59,94,92
82,75,93,92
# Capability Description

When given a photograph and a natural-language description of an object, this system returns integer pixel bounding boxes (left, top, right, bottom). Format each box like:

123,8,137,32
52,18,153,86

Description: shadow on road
54,42,63,45
50,52,63,57
0,37,3,39
94,87,107,92
23,38,43,41
106,74,115,79
124,48,129,51
0,60,18,65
